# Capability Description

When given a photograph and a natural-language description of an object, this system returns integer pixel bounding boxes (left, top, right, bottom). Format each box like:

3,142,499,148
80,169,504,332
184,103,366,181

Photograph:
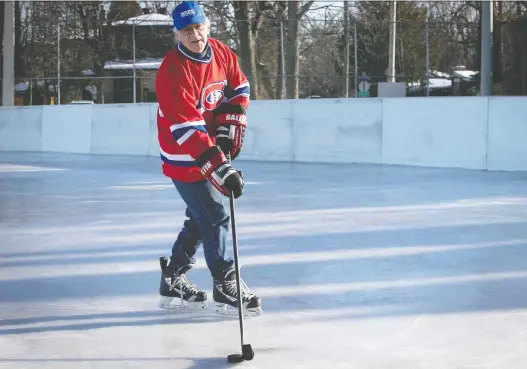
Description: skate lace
170,274,199,295
225,278,254,301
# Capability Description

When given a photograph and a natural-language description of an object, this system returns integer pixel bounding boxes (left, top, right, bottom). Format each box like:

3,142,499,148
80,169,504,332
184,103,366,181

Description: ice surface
1,152,527,369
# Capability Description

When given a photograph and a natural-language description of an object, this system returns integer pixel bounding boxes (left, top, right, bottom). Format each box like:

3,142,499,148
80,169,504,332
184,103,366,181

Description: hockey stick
226,154,254,363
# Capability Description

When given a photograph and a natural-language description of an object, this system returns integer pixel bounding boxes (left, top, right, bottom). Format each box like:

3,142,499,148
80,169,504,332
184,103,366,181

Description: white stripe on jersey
170,120,206,132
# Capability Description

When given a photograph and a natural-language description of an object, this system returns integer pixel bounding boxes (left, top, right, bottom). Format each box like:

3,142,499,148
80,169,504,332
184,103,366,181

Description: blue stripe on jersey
225,85,250,100
171,124,208,142
160,154,198,168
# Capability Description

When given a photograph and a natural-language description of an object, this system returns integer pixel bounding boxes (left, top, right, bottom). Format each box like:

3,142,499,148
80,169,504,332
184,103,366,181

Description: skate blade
214,303,263,317
158,296,208,312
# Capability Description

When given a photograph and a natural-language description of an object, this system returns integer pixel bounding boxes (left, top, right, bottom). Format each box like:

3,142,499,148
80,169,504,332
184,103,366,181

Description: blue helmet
172,1,206,31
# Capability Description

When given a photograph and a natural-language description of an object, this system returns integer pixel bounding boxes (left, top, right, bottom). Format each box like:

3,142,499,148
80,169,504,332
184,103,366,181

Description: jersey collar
177,42,213,64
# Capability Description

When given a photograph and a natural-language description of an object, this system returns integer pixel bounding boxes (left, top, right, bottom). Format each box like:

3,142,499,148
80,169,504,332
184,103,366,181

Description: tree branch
298,1,315,19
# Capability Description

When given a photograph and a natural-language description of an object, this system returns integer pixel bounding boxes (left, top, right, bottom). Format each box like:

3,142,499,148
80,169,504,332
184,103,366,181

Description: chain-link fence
1,1,526,106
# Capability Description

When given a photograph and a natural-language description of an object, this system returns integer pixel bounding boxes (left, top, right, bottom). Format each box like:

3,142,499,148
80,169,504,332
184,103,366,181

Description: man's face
178,23,208,53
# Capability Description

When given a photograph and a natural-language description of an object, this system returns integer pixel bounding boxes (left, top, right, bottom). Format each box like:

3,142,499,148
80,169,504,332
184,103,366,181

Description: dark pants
169,178,233,281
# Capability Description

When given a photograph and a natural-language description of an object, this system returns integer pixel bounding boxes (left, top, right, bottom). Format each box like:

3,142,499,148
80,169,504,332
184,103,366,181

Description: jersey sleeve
155,54,213,159
221,47,250,111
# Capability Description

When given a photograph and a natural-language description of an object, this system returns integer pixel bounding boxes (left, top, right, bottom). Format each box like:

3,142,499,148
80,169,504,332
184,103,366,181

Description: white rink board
2,96,527,172
241,100,295,162
293,98,382,164
487,97,527,171
41,105,92,154
0,106,42,152
91,104,150,156
148,104,160,157
381,97,489,170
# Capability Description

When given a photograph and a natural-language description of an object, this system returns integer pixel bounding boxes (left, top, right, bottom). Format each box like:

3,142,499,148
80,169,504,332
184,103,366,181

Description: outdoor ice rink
1,152,527,369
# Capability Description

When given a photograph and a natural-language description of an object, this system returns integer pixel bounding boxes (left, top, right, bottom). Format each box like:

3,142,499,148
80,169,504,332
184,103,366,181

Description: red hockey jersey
155,38,250,182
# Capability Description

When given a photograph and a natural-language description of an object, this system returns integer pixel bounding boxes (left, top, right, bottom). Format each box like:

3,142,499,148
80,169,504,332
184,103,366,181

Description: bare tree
232,1,259,99
285,0,314,99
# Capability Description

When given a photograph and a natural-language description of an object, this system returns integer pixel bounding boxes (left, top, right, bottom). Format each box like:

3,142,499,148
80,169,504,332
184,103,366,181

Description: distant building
407,66,478,97
102,8,173,103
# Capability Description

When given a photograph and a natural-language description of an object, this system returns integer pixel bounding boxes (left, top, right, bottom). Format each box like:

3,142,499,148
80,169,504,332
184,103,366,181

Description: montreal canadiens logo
199,81,225,111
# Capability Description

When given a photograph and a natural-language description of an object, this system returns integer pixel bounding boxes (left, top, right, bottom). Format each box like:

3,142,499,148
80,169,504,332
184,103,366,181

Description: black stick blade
242,344,254,360
227,354,245,363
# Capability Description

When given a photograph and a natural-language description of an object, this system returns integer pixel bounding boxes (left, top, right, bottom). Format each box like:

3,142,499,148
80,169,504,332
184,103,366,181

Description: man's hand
197,146,244,198
214,106,247,160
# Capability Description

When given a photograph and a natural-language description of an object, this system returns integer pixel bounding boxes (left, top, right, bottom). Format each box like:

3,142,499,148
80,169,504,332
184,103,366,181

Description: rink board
1,97,527,171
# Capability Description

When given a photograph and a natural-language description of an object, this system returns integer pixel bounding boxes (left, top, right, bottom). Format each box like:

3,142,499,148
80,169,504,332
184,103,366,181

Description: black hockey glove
196,145,244,199
214,105,247,160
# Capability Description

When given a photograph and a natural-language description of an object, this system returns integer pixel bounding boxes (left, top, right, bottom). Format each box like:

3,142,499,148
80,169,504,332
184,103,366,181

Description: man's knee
175,178,229,229
195,206,229,229
183,218,201,241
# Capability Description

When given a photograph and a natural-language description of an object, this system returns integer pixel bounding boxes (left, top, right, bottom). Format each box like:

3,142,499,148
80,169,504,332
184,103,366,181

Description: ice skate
158,257,208,312
213,268,262,317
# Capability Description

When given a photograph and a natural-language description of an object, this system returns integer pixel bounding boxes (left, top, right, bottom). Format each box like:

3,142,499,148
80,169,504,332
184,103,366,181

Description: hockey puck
227,353,245,363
